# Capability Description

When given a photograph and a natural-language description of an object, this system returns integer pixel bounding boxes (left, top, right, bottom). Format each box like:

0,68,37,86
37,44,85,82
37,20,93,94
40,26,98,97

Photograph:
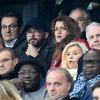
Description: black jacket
17,36,54,72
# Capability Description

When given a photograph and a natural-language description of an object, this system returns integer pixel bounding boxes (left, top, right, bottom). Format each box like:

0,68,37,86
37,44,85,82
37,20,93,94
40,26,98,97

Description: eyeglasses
26,29,43,36
0,58,15,64
0,24,18,30
18,70,37,76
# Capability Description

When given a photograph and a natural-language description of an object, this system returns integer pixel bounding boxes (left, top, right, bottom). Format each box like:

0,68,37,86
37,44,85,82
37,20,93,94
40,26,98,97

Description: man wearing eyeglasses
0,12,26,50
70,49,100,100
0,47,19,79
18,18,54,71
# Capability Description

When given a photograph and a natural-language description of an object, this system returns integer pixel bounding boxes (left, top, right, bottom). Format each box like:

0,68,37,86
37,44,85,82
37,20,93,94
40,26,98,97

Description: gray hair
86,22,100,41
69,8,90,19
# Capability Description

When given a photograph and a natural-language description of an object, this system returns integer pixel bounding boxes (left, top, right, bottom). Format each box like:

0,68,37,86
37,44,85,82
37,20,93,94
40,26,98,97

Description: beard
28,37,45,48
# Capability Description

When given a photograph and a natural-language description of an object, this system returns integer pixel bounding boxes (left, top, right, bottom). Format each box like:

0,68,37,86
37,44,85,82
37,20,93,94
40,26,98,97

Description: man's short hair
47,68,73,92
0,47,17,58
0,12,23,29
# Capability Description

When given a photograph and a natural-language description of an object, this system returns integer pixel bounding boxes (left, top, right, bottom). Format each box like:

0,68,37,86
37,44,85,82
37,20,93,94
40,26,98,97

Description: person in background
19,18,54,71
0,47,19,80
69,8,91,40
50,15,80,68
0,12,26,53
70,49,100,100
43,68,79,100
86,22,100,50
92,81,100,100
0,80,22,100
14,61,46,100
62,41,88,80
77,22,100,75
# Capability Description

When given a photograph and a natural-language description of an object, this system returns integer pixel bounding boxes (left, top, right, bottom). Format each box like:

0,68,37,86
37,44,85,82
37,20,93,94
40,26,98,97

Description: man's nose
49,85,55,91
93,37,99,42
6,26,11,32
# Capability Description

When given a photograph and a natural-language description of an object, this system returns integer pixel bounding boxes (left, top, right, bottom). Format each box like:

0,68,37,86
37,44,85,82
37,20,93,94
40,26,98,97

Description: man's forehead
19,64,35,71
47,70,66,81
89,26,100,33
0,50,11,56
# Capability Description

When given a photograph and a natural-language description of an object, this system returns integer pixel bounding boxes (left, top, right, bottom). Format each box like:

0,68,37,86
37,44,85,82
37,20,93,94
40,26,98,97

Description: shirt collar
4,39,17,48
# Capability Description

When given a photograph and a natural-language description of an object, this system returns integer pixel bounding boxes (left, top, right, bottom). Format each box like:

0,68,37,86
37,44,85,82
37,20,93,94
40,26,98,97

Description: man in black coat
18,18,54,71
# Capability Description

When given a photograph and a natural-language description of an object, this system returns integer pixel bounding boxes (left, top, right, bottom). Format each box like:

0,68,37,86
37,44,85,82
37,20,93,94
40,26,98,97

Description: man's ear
14,58,19,66
66,82,72,91
44,32,49,38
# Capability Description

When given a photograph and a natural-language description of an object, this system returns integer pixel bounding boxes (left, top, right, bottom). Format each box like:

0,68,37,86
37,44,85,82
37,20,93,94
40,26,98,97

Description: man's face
87,26,100,50
0,51,18,76
83,53,100,80
1,17,20,42
70,10,88,32
93,87,100,100
46,70,71,100
54,21,69,43
18,64,40,90
26,28,45,46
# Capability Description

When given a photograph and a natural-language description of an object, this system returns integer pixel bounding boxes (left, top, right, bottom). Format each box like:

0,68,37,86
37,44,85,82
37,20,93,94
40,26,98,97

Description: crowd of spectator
0,1,100,99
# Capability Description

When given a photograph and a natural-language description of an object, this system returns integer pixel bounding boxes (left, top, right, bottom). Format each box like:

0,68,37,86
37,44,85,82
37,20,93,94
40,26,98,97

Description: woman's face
54,21,69,43
66,45,83,69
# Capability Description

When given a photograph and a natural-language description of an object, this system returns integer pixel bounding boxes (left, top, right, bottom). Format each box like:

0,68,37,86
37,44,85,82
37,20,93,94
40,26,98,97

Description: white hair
86,22,100,41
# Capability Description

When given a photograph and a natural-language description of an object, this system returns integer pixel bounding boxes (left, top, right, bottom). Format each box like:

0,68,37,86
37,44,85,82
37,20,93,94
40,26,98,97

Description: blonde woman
62,41,88,80
0,80,22,100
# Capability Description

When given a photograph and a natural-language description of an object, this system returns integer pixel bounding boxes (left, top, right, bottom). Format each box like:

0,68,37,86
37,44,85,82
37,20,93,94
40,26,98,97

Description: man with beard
19,18,54,71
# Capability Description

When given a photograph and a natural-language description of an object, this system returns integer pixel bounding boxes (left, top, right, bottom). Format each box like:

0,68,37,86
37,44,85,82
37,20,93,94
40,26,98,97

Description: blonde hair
62,41,88,69
0,80,22,100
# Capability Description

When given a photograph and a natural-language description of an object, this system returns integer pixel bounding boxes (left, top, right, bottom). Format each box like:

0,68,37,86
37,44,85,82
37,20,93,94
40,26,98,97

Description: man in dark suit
0,12,26,51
